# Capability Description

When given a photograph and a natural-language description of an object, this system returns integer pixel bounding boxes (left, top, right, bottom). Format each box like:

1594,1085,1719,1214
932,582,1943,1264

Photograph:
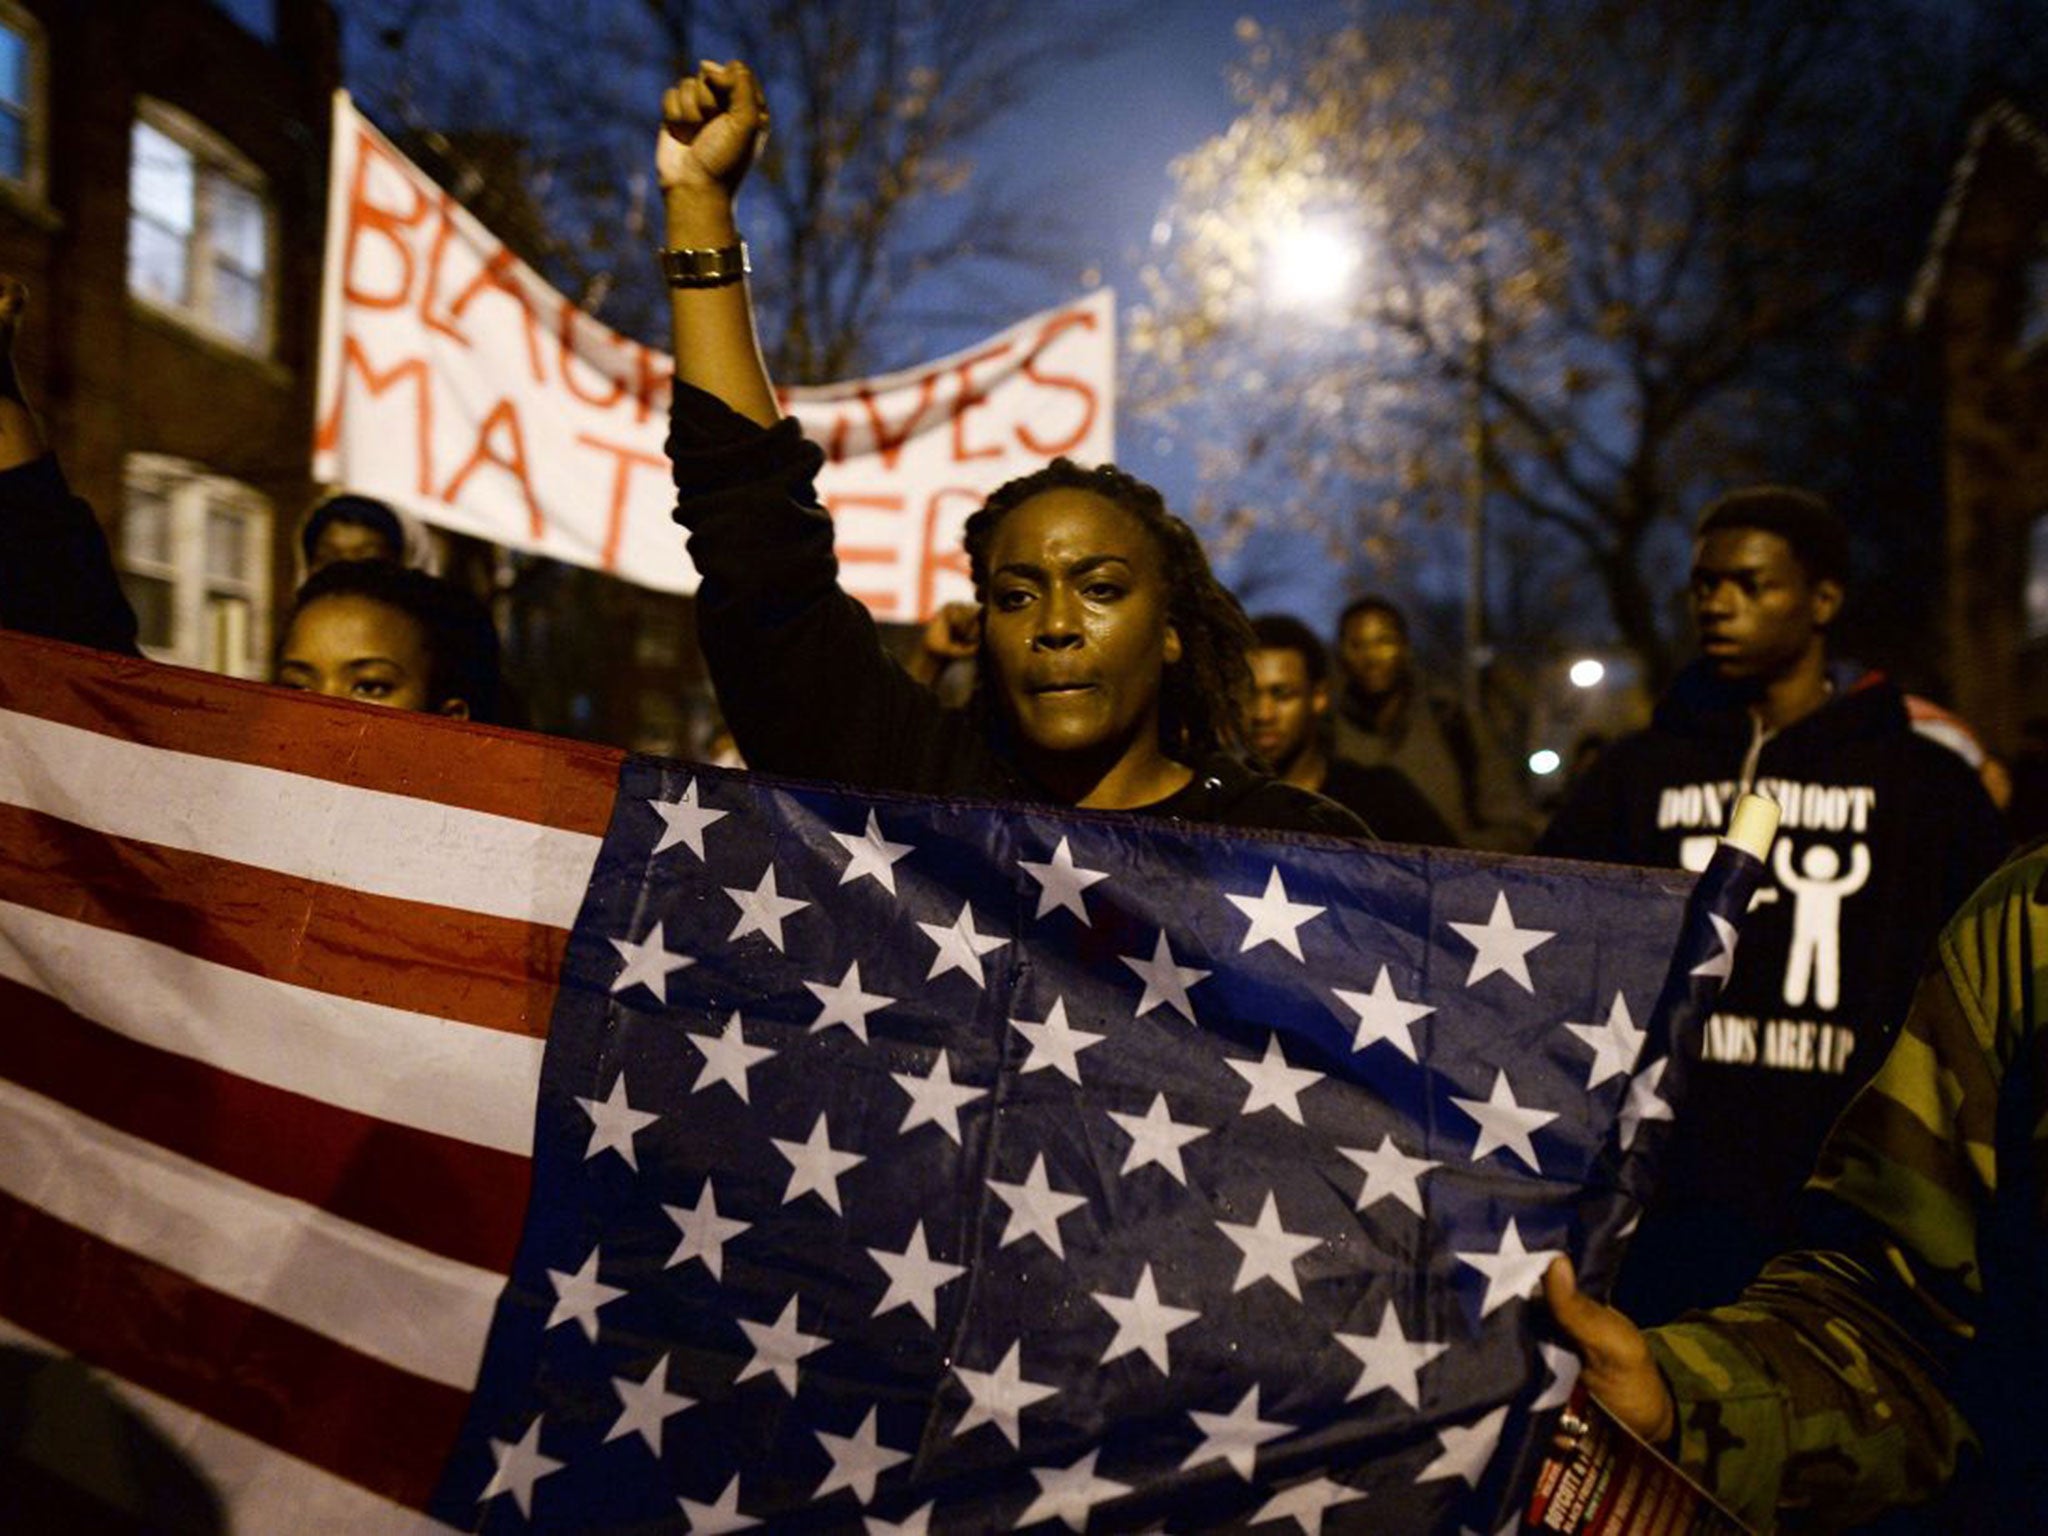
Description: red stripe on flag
0,801,565,1038
0,630,622,833
0,978,530,1272
0,1187,472,1510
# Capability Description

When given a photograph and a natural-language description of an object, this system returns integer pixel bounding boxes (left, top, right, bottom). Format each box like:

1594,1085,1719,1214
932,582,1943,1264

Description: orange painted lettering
575,433,668,571
315,336,434,496
1017,308,1099,456
444,398,546,539
341,130,430,310
950,342,1013,463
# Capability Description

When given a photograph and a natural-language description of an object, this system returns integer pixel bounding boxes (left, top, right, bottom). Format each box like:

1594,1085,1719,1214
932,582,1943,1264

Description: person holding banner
659,63,1365,836
0,279,499,722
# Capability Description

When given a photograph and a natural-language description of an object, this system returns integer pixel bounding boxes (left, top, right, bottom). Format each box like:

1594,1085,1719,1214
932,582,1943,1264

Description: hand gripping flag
0,631,1757,1532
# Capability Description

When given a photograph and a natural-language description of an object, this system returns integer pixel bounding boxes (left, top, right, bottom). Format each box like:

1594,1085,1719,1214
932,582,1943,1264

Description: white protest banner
314,93,1115,619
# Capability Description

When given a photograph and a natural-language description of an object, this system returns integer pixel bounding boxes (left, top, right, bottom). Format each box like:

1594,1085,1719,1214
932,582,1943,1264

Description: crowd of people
2,55,2045,1533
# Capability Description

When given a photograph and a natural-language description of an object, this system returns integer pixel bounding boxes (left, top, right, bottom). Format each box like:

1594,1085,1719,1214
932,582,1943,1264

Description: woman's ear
437,697,472,721
1164,625,1183,665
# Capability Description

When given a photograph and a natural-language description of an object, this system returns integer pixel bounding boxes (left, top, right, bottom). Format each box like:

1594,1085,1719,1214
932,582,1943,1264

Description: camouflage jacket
1646,848,2048,1531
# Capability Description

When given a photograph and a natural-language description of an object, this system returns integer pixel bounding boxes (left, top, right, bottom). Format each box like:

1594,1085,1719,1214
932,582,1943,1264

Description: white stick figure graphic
1772,840,1870,1009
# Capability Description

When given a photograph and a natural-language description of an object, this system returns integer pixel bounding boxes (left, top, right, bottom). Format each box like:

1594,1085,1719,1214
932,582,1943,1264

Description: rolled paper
1722,792,1780,862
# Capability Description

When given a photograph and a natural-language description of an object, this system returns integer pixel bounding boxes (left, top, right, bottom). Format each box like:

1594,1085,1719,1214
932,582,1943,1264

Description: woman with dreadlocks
658,61,1366,836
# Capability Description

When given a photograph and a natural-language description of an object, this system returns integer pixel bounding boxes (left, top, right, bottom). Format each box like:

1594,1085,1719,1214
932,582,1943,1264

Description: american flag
0,630,1748,1533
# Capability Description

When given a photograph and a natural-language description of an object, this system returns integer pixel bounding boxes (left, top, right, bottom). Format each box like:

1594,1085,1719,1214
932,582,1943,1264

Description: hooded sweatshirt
669,386,1366,840
1538,659,2008,1323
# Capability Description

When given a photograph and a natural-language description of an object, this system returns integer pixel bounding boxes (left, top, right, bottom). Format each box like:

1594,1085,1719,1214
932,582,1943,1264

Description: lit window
118,455,274,678
0,1,46,196
127,102,275,353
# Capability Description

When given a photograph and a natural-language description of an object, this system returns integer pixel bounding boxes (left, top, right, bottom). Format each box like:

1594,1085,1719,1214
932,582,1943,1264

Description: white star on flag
545,1246,624,1342
1455,1219,1564,1317
723,865,810,951
1617,1055,1675,1149
1121,930,1210,1023
648,779,726,858
1215,1191,1321,1299
677,1473,757,1533
735,1296,828,1394
814,1406,910,1503
1107,1092,1209,1184
481,1415,564,1518
1338,1134,1440,1218
1018,1449,1130,1530
690,1011,775,1102
1249,1475,1367,1533
1019,834,1110,921
1565,992,1646,1088
1449,891,1556,992
989,1152,1088,1258
1091,1263,1201,1372
804,960,896,1042
1451,1069,1559,1172
830,810,915,894
1227,1032,1324,1124
1419,1405,1509,1486
952,1340,1059,1446
1691,911,1740,979
916,901,1008,987
1180,1385,1290,1479
575,1072,659,1169
770,1112,865,1213
1010,996,1106,1083
606,1352,693,1453
1330,966,1434,1059
1535,1340,1581,1411
864,1505,933,1535
867,1220,966,1326
1225,865,1327,960
891,1050,986,1144
664,1178,751,1279
608,920,694,1002
1335,1301,1449,1408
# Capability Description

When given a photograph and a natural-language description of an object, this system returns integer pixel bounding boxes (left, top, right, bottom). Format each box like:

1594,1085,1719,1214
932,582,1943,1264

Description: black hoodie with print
1539,659,2009,1323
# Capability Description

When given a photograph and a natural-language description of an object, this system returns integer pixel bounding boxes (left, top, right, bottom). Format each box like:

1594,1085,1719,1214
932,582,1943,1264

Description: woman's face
274,594,466,717
980,488,1181,770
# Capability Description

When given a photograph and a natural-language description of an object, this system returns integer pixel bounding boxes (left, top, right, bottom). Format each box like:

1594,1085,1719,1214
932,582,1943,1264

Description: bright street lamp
1265,218,1360,312
1568,658,1606,689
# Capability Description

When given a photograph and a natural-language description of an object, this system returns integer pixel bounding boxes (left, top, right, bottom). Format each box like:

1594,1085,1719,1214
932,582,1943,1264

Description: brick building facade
0,0,337,678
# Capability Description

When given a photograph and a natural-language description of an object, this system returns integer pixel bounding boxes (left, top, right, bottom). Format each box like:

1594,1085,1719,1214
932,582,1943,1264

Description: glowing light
1568,658,1606,689
1265,220,1360,312
1528,749,1563,777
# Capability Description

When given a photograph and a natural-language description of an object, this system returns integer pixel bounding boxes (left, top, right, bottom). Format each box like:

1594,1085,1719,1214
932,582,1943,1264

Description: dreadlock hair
961,458,1254,761
285,559,503,724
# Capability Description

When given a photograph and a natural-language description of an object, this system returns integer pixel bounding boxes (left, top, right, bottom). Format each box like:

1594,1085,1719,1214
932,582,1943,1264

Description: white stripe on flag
0,706,602,930
0,901,547,1155
0,1075,503,1392
0,1313,457,1535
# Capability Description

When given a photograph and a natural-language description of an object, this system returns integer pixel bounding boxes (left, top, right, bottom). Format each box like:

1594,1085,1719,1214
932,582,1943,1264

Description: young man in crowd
1247,614,1459,846
1329,595,1540,850
1539,485,2007,1324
